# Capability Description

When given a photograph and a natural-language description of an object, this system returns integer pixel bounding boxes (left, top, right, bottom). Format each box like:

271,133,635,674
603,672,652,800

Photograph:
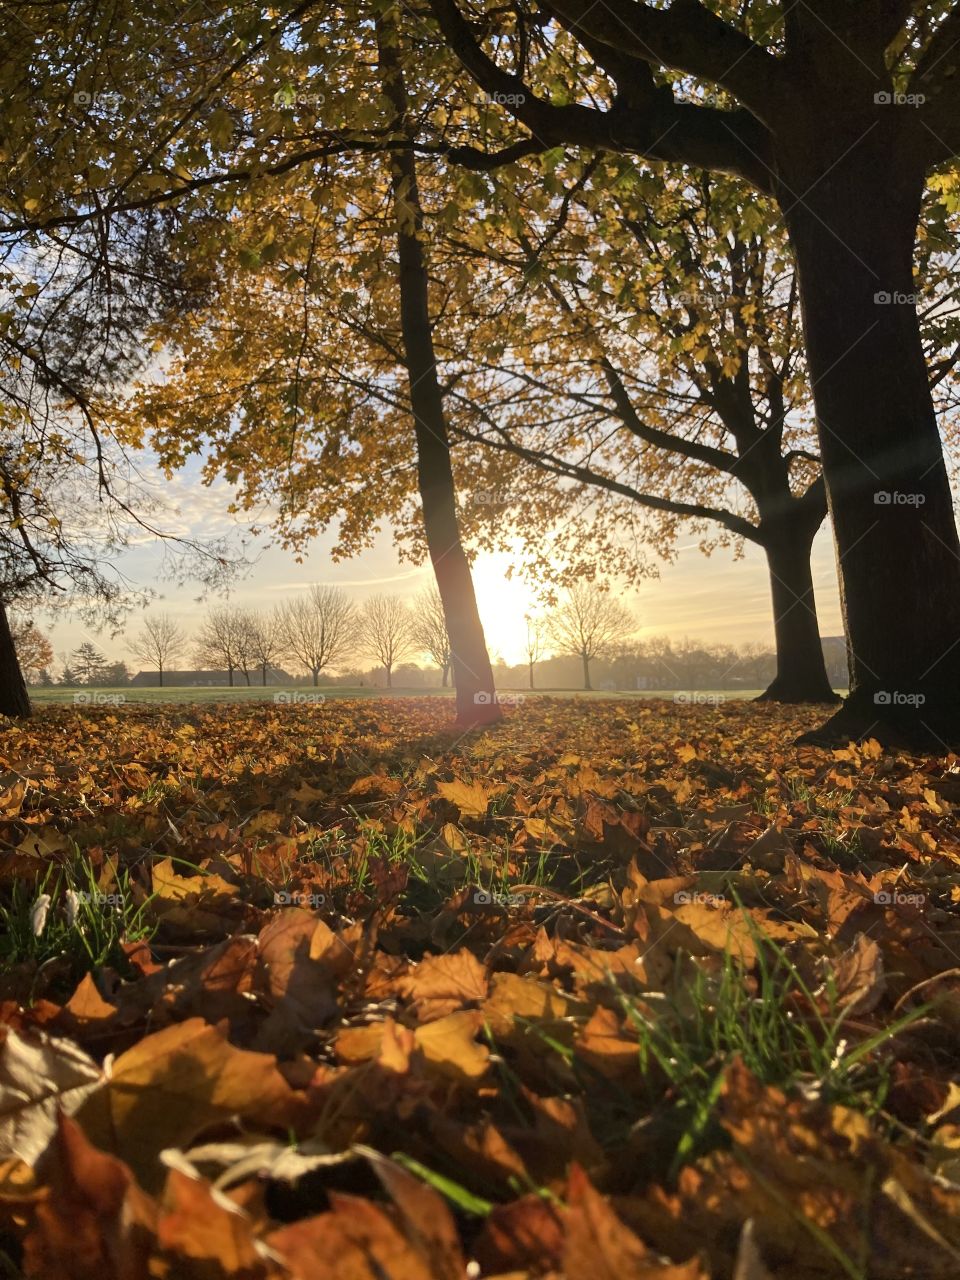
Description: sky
41,456,845,672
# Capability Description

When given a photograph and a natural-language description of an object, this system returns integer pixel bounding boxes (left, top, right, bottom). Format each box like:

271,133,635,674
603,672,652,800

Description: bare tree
547,584,637,691
194,606,250,687
523,614,544,691
247,607,285,686
360,594,415,688
126,613,186,688
410,586,451,687
232,609,258,686
281,586,356,686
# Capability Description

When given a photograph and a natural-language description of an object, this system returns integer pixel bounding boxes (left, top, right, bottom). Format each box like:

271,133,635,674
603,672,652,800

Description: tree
9,617,54,684
547,585,637,690
427,0,960,743
103,659,130,685
360,594,415,688
247,608,285,686
194,607,249,687
71,641,108,685
449,171,839,703
126,613,185,688
280,587,356,686
524,615,544,690
411,586,452,685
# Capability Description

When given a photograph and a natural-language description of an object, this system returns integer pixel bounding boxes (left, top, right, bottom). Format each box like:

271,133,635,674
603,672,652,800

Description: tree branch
426,0,777,190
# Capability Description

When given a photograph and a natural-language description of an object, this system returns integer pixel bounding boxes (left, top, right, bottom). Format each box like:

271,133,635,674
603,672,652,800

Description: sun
469,551,545,666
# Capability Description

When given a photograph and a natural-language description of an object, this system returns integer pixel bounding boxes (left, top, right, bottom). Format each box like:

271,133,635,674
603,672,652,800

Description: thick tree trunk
778,138,960,747
0,601,31,718
582,653,592,691
312,668,319,687
261,663,268,686
378,18,499,728
756,530,838,703
158,663,163,689
228,664,234,688
441,663,449,687
528,660,535,690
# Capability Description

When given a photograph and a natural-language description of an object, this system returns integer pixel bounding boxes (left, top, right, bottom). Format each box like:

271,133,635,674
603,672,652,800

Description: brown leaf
398,949,488,1021
25,1113,157,1280
363,1149,466,1280
76,1018,300,1191
156,1165,271,1278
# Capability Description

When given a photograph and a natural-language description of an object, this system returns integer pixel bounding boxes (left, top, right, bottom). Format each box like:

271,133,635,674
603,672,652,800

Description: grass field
27,682,782,705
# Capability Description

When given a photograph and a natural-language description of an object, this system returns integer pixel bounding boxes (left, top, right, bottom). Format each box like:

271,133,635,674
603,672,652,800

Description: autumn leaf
75,1018,301,1190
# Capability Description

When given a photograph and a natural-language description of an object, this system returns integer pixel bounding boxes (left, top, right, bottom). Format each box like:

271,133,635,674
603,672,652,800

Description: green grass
541,923,927,1185
25,684,804,706
0,849,156,996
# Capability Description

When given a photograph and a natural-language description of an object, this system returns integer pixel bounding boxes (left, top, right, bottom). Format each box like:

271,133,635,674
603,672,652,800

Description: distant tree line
13,583,845,695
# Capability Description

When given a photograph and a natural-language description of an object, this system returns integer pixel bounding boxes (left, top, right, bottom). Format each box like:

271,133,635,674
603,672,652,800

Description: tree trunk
756,530,839,703
0,602,31,718
228,663,234,688
312,668,319,687
582,653,592,691
261,663,268,687
158,662,163,689
441,663,449,687
386,664,393,689
778,136,960,746
378,17,500,728
528,659,535,690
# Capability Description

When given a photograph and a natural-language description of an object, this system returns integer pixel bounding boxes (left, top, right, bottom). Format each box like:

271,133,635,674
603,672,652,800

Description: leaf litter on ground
0,696,958,1276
